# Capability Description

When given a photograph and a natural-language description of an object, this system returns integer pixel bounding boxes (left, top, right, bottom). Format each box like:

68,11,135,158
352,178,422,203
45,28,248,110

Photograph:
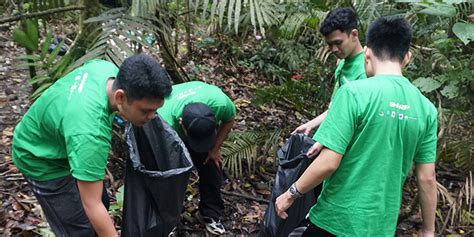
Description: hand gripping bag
258,133,321,237
121,115,193,237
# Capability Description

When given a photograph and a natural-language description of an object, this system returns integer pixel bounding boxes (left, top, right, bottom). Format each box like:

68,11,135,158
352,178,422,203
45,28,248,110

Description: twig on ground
221,189,269,204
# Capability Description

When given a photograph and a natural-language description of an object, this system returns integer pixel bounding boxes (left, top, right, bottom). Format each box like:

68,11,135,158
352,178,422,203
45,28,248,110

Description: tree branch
0,5,85,24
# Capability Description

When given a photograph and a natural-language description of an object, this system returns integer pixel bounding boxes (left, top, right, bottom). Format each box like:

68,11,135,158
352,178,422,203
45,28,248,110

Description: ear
402,51,412,67
114,89,126,106
363,46,370,64
350,29,359,40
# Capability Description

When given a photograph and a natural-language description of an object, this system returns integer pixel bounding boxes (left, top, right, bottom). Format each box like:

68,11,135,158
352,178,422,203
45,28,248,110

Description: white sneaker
196,212,226,235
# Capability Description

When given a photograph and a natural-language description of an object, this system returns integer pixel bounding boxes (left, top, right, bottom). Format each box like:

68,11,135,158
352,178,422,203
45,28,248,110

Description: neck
106,79,118,113
372,59,403,76
349,41,363,58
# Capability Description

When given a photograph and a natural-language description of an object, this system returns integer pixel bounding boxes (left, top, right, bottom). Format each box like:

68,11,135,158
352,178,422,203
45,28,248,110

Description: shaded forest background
0,0,472,236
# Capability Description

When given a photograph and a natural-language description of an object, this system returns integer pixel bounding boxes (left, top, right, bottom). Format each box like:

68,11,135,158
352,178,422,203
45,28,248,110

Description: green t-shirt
331,51,366,99
310,74,438,236
12,60,118,182
157,81,236,138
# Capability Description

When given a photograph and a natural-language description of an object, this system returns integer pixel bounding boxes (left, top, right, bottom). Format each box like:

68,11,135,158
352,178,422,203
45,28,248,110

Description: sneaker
196,212,226,235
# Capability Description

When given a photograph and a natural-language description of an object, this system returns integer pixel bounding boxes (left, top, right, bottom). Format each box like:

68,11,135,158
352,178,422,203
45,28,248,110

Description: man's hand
77,180,118,237
291,111,328,135
292,121,315,135
307,142,323,158
205,148,223,169
275,190,295,219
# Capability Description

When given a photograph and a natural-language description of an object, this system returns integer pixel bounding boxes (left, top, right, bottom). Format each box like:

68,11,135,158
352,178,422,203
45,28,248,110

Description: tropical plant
221,129,281,177
13,19,74,99
407,1,473,110
66,8,161,71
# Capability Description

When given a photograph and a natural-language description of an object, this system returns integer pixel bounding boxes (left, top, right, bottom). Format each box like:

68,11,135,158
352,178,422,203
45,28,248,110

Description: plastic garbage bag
258,133,320,237
121,115,193,237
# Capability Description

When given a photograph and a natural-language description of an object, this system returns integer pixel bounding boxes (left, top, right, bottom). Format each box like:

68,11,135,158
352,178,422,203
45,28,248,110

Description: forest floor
0,20,472,237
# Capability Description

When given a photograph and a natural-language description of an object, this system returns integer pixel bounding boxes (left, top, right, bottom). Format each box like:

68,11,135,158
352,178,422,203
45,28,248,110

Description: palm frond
66,8,163,73
195,0,284,36
222,129,282,177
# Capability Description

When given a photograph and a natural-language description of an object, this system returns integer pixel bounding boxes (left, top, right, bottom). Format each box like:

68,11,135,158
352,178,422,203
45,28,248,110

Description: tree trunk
154,10,188,84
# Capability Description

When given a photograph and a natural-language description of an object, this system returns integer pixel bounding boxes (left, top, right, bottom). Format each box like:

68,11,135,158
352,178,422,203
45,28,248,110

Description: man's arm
275,148,343,219
292,110,328,135
77,180,118,237
206,119,235,168
415,163,437,236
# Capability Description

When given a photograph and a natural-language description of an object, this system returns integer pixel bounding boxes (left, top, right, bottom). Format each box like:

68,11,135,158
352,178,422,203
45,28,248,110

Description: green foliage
407,1,473,110
67,7,165,72
439,136,473,173
254,78,327,117
416,2,457,18
109,185,124,218
193,0,284,36
452,22,474,45
13,19,39,51
222,129,281,177
17,30,73,100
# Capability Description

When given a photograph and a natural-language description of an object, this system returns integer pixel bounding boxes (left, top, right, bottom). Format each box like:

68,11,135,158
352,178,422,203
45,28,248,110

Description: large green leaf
413,77,442,93
25,20,39,50
417,2,456,17
13,28,37,51
440,83,458,99
452,22,474,45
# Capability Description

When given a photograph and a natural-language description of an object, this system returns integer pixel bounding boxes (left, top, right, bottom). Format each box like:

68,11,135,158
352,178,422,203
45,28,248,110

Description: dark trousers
186,144,224,219
25,175,109,237
302,220,335,237
288,218,335,237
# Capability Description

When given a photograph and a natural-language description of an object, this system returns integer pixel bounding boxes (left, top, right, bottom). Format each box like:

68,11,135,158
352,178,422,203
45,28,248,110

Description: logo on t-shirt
378,101,417,121
68,73,89,100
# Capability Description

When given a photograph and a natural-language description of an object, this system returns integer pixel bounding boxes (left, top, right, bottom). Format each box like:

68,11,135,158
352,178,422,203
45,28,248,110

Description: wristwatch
289,183,303,199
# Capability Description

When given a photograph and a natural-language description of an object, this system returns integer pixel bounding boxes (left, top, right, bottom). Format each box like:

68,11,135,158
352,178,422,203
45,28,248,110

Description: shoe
196,212,226,235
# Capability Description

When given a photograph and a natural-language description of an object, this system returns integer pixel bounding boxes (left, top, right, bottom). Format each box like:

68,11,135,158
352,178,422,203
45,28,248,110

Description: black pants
288,218,335,237
25,175,109,237
302,220,335,237
186,144,224,220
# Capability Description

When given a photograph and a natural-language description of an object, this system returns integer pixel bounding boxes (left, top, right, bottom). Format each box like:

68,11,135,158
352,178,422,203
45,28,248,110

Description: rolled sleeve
66,134,111,181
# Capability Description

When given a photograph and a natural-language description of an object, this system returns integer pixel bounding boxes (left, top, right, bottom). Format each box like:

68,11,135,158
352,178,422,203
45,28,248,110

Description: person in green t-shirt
276,17,437,236
293,7,366,156
157,81,236,235
12,54,172,236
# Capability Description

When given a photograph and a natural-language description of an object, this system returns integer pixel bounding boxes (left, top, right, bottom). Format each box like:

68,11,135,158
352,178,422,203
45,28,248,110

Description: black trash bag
258,133,319,237
121,115,193,237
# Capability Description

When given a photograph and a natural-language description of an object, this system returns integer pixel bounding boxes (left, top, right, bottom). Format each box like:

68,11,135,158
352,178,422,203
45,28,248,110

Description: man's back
12,60,119,181
157,81,235,138
311,74,438,235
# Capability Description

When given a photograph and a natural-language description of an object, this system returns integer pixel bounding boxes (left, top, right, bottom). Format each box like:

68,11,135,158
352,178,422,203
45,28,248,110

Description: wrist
288,183,303,199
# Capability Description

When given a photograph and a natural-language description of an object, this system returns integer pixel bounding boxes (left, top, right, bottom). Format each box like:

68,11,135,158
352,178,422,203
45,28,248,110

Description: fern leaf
234,0,242,34
227,0,235,31
218,0,227,28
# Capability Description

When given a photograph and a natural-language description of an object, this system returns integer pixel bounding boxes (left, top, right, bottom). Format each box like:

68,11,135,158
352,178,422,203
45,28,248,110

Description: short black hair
366,17,412,63
320,7,358,36
114,54,172,101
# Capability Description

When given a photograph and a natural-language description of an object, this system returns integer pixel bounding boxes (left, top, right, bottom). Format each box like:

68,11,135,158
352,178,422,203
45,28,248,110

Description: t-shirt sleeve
313,86,360,155
66,134,111,181
414,112,438,163
218,96,237,122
